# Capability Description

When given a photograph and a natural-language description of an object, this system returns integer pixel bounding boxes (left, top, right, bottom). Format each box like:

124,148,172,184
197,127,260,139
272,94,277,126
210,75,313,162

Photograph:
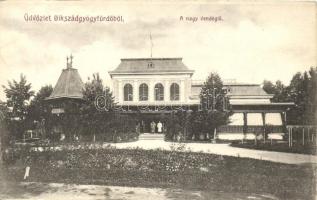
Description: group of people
136,120,165,134
150,121,163,133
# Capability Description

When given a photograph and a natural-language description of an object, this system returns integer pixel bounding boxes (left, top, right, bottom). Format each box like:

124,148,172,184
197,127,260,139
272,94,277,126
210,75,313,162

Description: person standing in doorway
150,121,156,134
136,122,141,136
24,156,31,180
157,121,163,133
141,121,145,133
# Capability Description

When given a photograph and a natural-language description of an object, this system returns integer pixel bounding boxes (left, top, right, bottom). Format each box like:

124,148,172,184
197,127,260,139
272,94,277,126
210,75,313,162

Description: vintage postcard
0,0,316,200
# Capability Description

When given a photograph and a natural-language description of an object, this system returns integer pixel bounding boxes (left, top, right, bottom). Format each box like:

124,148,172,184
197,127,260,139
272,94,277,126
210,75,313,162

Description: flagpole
150,32,153,58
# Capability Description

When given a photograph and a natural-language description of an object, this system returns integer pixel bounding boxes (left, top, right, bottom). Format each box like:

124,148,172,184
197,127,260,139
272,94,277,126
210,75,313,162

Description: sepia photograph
0,0,316,199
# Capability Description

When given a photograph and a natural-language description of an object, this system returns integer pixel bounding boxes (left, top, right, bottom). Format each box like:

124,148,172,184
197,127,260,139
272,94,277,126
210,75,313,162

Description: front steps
138,133,165,141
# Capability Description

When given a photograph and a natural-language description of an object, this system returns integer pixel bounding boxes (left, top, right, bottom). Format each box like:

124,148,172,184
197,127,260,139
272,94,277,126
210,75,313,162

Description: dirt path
0,182,279,200
106,141,317,165
32,140,317,165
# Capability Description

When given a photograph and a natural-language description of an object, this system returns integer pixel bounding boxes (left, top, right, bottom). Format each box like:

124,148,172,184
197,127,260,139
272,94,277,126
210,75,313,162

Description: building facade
109,57,294,140
109,58,198,108
47,56,294,140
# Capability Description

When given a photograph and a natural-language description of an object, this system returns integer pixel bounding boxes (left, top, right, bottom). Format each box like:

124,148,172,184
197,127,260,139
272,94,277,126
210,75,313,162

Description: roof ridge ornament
66,54,73,69
66,56,69,68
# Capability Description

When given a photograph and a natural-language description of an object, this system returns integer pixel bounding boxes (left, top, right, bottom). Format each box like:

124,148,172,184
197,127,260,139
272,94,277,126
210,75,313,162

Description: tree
274,80,288,102
262,80,276,95
81,73,115,141
200,72,224,110
165,110,189,141
196,72,231,139
2,74,34,139
27,85,53,138
262,80,288,102
307,67,317,124
286,68,317,125
165,72,230,141
265,67,317,125
0,101,10,164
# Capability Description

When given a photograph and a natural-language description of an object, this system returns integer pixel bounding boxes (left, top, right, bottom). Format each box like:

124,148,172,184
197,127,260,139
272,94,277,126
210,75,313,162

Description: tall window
124,83,133,101
247,113,263,126
139,83,148,101
265,113,283,125
154,83,164,101
170,83,180,101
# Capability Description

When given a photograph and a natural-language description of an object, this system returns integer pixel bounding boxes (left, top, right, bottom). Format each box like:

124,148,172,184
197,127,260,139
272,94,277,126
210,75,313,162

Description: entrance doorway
139,116,166,134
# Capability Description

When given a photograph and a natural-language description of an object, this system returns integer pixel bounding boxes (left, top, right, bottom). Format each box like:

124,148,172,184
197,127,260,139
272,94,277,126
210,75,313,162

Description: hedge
2,147,316,200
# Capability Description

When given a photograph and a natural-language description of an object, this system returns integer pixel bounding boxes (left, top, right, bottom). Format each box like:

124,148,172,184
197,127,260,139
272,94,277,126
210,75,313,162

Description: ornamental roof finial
66,56,69,68
70,54,73,67
66,54,73,69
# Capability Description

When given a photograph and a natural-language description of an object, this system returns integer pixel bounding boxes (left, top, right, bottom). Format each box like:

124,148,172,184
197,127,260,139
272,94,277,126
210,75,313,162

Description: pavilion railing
217,125,244,133
286,125,317,147
270,126,285,133
216,125,317,147
246,126,264,134
217,125,284,134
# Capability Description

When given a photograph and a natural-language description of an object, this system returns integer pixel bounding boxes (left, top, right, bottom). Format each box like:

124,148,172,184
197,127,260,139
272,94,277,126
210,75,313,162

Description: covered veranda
217,102,294,141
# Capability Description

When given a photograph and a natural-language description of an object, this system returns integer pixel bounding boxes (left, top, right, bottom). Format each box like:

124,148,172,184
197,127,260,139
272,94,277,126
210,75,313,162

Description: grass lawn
231,142,317,155
1,148,316,200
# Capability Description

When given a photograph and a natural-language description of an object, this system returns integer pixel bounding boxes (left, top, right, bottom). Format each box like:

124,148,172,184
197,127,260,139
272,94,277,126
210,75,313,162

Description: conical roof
46,64,84,100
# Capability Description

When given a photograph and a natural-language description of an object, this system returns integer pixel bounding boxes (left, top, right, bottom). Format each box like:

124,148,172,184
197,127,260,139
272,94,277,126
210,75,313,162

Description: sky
0,1,316,101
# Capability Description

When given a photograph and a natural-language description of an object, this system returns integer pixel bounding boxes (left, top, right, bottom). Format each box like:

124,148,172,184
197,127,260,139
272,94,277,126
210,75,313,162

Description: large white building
109,58,198,107
47,56,294,140
108,57,294,139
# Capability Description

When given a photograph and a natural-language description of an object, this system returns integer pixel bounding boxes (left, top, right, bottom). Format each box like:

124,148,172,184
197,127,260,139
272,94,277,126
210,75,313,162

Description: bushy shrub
17,148,225,173
165,111,189,141
4,147,315,200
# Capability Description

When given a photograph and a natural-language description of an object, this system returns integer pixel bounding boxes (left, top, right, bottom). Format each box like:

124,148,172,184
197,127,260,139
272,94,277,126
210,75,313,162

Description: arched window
170,83,180,101
124,84,133,101
154,83,164,101
139,83,148,101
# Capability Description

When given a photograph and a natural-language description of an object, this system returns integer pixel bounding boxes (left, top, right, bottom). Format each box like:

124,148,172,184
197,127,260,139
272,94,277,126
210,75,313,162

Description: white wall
111,74,198,106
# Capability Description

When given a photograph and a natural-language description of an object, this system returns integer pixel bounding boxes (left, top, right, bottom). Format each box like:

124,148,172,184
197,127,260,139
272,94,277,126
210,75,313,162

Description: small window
147,62,154,68
223,88,231,94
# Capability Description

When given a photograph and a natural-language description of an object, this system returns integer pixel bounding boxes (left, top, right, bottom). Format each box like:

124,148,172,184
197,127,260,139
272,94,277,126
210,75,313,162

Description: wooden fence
287,125,317,147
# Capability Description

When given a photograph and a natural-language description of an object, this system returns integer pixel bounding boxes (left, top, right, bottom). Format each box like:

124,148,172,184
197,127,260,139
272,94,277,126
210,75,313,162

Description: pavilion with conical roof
46,55,84,115
47,55,84,101
44,55,85,142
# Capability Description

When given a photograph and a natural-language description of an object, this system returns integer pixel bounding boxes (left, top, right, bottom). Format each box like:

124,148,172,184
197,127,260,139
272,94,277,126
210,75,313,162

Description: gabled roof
109,58,194,76
224,84,270,96
190,81,272,98
46,67,84,100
